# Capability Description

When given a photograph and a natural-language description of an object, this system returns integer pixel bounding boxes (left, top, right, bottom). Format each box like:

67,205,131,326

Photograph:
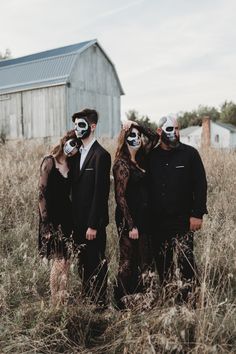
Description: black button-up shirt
148,143,208,219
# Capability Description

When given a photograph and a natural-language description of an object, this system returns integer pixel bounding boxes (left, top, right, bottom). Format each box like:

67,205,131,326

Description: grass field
0,140,236,353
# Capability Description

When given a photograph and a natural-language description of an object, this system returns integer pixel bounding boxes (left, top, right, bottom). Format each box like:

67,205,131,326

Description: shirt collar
79,137,96,153
157,141,184,152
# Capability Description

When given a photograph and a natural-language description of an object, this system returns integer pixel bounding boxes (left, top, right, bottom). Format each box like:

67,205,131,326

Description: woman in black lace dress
113,122,159,308
38,131,79,305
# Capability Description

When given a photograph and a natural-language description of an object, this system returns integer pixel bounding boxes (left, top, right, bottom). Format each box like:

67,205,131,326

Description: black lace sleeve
113,159,135,231
39,156,54,234
138,125,159,154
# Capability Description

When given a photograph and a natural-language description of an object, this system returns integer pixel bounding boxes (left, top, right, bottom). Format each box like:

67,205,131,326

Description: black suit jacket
71,140,111,232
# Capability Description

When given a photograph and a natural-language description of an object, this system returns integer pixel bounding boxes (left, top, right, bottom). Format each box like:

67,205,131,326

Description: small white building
180,120,236,150
180,126,202,148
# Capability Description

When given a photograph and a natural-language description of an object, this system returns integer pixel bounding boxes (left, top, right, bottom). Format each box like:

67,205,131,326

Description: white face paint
63,139,78,156
126,128,142,150
74,117,90,138
161,116,178,142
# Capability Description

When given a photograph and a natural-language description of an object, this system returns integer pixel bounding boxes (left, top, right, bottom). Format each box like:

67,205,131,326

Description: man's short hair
157,116,178,128
157,116,168,128
72,109,98,125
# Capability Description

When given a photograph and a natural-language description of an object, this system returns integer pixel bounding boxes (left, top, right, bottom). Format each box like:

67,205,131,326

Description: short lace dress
38,155,73,259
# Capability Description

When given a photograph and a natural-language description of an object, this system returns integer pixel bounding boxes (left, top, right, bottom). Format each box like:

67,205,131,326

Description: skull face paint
74,117,91,139
161,116,180,148
63,139,78,156
126,128,142,150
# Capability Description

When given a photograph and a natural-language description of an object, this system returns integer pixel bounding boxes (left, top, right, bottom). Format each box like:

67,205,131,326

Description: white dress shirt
79,138,96,169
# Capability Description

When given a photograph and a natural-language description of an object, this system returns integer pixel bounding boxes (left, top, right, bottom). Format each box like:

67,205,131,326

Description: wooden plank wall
0,93,22,138
0,85,67,139
67,45,121,138
0,45,122,139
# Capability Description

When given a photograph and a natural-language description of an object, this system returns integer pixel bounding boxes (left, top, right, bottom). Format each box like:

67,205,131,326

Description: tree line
126,101,236,130
1,48,235,130
177,102,236,129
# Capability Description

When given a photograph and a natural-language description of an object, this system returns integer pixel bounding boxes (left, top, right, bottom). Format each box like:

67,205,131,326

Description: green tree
177,105,220,129
220,101,236,126
177,111,199,129
197,105,220,122
125,109,157,131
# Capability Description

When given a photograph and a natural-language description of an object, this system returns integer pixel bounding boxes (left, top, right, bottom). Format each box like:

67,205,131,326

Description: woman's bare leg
59,259,70,304
50,258,70,306
50,259,60,306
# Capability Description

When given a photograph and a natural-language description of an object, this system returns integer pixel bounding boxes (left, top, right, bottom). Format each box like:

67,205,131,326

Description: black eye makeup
166,127,174,132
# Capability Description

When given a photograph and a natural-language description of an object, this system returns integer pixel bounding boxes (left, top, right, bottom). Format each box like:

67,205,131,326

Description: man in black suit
71,108,111,304
148,116,207,303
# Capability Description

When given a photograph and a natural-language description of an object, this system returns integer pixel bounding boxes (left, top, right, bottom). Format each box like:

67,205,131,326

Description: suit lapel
79,140,98,178
74,153,81,181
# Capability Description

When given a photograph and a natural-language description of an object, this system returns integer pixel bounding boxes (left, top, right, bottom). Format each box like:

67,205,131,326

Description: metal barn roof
0,39,124,95
214,121,236,133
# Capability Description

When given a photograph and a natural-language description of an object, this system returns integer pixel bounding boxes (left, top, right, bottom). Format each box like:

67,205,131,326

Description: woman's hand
189,217,203,231
122,120,138,131
129,227,139,239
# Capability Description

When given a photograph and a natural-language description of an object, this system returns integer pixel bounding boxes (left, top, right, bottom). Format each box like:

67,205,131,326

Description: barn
0,39,124,141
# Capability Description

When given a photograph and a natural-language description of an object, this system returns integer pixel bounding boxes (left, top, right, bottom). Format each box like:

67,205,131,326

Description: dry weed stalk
0,141,236,353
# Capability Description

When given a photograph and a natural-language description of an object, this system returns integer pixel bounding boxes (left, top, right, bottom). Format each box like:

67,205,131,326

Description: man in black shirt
148,116,207,302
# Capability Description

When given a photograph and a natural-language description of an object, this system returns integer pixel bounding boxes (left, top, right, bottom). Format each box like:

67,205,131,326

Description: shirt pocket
173,165,186,183
175,165,185,169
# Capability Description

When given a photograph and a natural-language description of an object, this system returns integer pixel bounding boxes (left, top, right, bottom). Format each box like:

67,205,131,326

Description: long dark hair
114,125,145,166
51,130,78,163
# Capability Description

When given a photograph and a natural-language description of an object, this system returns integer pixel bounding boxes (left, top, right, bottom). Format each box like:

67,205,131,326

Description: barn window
215,134,219,143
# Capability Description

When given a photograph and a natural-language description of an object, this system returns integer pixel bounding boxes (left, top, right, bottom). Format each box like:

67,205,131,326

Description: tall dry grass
0,140,236,353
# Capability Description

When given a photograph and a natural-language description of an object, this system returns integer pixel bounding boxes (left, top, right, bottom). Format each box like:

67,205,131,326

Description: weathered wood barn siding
0,40,124,140
0,86,66,139
0,92,22,139
22,86,67,138
67,45,121,137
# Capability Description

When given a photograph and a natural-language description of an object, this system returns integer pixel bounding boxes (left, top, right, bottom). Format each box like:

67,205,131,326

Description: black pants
152,216,197,301
73,226,108,304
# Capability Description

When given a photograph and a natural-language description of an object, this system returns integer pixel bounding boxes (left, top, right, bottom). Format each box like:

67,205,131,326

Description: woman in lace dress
38,131,79,305
113,121,159,308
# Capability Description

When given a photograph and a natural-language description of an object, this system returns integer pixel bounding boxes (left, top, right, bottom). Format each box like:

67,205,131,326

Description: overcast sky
1,0,236,122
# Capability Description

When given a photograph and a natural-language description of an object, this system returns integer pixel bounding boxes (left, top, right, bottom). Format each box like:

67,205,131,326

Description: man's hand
122,120,138,131
129,227,139,239
86,227,97,240
190,217,203,231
